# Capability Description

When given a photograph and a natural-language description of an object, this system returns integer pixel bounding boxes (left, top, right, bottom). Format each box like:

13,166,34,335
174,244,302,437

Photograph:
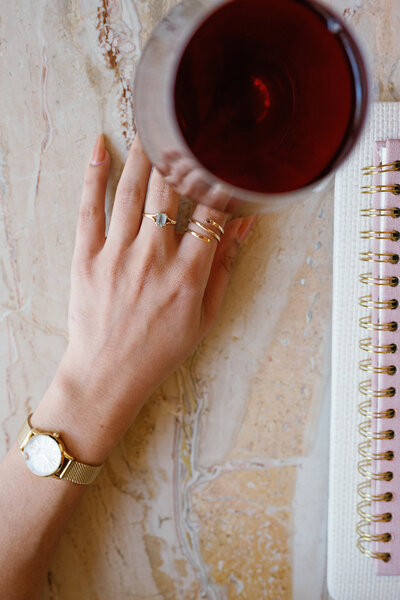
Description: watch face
23,434,62,477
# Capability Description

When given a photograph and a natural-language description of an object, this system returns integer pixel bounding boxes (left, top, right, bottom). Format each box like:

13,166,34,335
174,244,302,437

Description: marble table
0,1,396,598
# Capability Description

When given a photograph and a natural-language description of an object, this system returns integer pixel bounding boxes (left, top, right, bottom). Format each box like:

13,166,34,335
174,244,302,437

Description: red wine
174,0,367,194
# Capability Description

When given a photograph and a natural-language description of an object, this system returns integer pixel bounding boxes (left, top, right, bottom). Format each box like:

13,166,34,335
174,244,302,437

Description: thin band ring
187,230,213,244
206,218,224,235
189,219,221,242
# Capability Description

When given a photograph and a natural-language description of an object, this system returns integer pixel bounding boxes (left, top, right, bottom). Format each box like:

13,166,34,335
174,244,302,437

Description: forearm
0,442,85,600
0,354,146,600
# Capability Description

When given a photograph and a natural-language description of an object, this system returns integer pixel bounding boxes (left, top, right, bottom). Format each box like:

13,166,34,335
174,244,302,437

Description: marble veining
0,1,397,598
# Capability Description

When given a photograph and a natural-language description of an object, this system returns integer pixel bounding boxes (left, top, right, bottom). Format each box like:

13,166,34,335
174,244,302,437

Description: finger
137,169,181,248
158,150,211,204
180,202,230,279
107,135,152,249
74,135,110,259
202,216,256,327
161,153,194,188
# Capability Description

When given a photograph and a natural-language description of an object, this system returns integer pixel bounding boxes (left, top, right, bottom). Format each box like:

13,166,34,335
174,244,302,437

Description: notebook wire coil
360,252,400,264
362,161,400,176
361,184,400,195
358,165,397,563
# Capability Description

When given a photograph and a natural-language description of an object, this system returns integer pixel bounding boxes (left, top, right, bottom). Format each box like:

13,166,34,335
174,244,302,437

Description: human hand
34,135,255,462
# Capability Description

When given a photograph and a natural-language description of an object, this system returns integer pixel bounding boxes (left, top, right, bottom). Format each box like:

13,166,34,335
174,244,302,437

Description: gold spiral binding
359,295,399,309
359,316,398,331
360,230,400,241
361,184,400,195
359,273,399,286
359,380,396,397
357,480,393,503
358,164,398,563
358,421,395,440
357,500,392,522
359,337,397,354
357,520,392,542
360,252,399,264
358,459,393,481
359,438,395,459
362,160,400,175
357,537,391,562
360,207,400,217
359,358,397,375
358,400,396,420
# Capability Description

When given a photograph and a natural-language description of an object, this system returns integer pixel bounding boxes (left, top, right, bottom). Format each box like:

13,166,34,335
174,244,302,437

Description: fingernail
90,135,106,165
236,215,257,243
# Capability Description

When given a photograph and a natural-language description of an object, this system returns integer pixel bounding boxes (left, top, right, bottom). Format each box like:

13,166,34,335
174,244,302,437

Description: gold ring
189,219,221,242
186,230,213,244
205,218,224,235
142,212,176,228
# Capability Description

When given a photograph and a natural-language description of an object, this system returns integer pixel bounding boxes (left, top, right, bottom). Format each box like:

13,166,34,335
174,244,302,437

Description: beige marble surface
0,1,397,599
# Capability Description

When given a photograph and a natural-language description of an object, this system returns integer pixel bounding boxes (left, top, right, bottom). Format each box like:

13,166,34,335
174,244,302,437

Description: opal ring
186,217,225,243
142,212,177,228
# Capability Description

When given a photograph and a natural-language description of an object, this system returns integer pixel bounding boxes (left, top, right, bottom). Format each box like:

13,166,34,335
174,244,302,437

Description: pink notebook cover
371,139,400,574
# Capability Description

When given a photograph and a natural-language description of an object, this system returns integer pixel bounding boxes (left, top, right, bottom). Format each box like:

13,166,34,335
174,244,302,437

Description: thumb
202,215,256,329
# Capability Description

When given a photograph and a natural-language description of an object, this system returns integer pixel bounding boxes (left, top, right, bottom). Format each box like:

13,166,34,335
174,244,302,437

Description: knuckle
78,202,100,223
83,171,99,187
116,181,144,204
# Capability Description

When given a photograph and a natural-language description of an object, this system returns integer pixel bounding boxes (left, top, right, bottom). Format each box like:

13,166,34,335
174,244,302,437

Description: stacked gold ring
187,217,225,244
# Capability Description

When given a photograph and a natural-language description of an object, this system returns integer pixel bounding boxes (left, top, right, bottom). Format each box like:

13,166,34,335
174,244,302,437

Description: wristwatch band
17,417,32,447
18,414,103,485
60,459,102,485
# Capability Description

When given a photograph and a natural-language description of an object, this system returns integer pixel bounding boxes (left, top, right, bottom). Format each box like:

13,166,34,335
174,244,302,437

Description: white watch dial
23,434,62,477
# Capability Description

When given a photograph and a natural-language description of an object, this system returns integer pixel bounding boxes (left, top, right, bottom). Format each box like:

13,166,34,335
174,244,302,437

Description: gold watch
18,414,103,485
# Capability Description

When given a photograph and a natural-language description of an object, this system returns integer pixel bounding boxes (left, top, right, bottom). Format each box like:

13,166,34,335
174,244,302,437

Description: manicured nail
90,135,106,165
236,215,257,243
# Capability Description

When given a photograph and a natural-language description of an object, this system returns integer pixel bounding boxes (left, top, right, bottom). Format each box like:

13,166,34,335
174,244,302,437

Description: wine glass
134,0,369,215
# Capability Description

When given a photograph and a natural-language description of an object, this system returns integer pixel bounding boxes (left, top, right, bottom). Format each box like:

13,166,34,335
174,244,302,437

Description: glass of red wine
134,0,369,214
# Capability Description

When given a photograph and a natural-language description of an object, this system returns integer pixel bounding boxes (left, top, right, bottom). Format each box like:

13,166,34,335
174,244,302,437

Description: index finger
106,136,152,250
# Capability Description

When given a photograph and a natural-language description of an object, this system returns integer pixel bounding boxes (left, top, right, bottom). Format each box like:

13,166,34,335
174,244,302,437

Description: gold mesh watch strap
18,415,103,485
17,418,32,447
60,459,103,485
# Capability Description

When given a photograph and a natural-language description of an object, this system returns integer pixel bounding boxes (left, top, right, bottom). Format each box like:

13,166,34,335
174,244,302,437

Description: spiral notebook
328,103,400,600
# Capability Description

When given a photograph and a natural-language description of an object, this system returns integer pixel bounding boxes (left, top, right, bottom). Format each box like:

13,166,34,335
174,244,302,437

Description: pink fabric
371,139,400,574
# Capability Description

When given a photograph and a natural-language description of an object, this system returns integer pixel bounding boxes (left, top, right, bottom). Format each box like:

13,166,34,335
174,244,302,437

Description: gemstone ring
142,212,177,228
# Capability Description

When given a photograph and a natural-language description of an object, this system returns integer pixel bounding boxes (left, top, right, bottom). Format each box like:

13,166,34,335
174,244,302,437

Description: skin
0,135,255,599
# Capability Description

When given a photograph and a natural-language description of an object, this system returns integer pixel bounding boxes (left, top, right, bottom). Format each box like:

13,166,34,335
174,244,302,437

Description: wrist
31,352,147,465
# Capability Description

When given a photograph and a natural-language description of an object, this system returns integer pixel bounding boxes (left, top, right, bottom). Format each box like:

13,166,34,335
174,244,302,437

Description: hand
33,135,255,462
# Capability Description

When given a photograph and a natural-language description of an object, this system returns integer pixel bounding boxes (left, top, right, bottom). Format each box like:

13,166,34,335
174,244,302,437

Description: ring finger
136,168,181,249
